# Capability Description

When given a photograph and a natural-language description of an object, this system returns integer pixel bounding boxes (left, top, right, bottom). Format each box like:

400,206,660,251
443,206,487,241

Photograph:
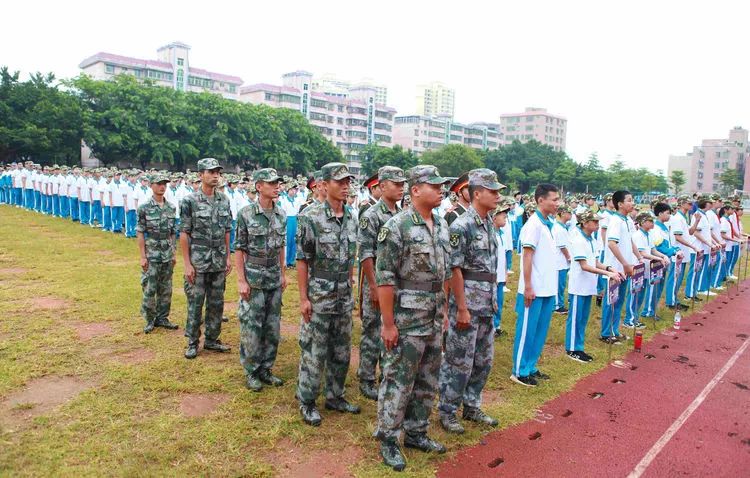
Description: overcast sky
3,0,748,172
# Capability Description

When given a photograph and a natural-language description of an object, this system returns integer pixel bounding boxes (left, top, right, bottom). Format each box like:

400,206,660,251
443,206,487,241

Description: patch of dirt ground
74,322,113,341
178,393,230,418
30,297,71,310
263,437,364,478
280,319,300,337
0,376,97,430
0,267,28,274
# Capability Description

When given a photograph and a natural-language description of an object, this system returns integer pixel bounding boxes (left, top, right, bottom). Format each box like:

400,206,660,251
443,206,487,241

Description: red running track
438,282,750,478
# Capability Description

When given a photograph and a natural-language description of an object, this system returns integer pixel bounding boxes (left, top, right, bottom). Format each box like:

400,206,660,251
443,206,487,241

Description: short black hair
698,199,710,209
718,206,728,217
534,183,558,202
612,190,631,211
653,202,671,216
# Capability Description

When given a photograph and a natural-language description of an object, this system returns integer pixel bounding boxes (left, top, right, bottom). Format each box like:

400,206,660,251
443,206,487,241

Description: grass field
0,207,748,477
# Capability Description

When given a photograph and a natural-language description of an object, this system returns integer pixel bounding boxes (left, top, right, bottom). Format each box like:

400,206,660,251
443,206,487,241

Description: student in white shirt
100,174,113,232
706,196,727,290
89,171,102,227
553,206,572,313
280,182,306,267
109,171,126,233
77,170,92,225
694,197,720,294
67,169,80,222
626,212,669,327
727,196,747,278
566,210,622,362
492,199,512,337
511,184,561,388
718,205,737,286
601,190,644,344
124,172,139,238
647,202,684,316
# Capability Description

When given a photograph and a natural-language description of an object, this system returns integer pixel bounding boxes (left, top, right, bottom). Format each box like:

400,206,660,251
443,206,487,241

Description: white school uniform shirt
720,217,734,251
50,175,59,195
495,229,508,284
236,190,251,212
552,220,570,271
11,169,20,188
653,220,676,263
603,212,637,273
502,222,513,251
76,176,90,202
124,182,138,211
518,211,558,297
280,193,304,217
20,169,31,189
706,209,721,242
136,185,152,206
569,227,602,296
728,213,740,241
669,211,695,257
165,185,179,216
226,188,240,219
691,210,711,254
109,180,125,207
99,179,111,206
87,177,99,201
66,174,78,198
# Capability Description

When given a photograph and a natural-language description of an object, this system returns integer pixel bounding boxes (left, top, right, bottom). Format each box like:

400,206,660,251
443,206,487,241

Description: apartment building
416,81,455,118
393,114,502,155
312,73,388,106
499,107,567,151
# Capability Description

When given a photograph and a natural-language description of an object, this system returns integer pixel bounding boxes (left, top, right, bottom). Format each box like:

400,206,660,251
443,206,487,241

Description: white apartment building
416,81,455,118
312,73,388,106
393,114,502,155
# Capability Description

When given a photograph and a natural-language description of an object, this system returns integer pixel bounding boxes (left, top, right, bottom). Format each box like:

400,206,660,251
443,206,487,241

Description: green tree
670,170,686,194
484,140,569,192
553,160,577,192
719,168,742,194
527,169,549,187
419,144,483,177
360,144,418,177
505,167,526,192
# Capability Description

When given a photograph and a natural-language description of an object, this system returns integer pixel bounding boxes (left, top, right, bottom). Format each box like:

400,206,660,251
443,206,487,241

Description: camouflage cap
408,165,450,186
150,172,169,184
583,194,594,200
197,157,223,171
577,209,602,224
604,192,613,202
709,193,721,201
313,170,323,182
635,211,655,224
468,168,505,191
495,197,514,214
677,194,692,204
321,162,355,181
378,166,407,183
557,204,571,214
253,168,281,183
524,201,537,215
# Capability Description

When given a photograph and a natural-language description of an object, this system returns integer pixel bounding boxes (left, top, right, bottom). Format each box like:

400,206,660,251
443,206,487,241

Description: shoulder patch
377,227,390,243
450,232,460,247
360,217,369,230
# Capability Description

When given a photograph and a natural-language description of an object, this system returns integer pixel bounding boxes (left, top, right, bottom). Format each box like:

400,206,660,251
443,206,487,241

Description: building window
303,84,309,91
105,64,115,74
177,58,184,66
229,85,236,94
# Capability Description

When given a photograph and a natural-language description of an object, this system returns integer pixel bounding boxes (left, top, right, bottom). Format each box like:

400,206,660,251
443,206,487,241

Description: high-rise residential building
416,81,455,118
78,42,243,100
499,107,567,151
312,73,388,105
667,127,750,194
240,71,396,176
393,114,502,155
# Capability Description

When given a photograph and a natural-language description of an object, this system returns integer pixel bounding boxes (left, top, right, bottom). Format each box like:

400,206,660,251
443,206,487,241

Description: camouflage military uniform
137,196,177,327
444,202,467,226
358,198,402,384
375,204,452,441
236,199,286,378
438,204,499,417
180,188,232,346
296,198,357,404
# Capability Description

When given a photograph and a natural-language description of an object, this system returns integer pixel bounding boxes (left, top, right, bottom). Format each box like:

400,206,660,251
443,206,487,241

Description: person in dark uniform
359,173,382,216
443,173,470,225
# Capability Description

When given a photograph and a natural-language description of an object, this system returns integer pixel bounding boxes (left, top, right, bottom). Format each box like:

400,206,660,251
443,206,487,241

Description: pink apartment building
499,107,567,151
240,71,396,176
393,114,502,154
668,127,750,194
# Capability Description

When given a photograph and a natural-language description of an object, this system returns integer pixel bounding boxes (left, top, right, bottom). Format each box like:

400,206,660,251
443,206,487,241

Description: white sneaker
712,286,725,291
704,291,717,296
503,287,511,293
729,275,738,280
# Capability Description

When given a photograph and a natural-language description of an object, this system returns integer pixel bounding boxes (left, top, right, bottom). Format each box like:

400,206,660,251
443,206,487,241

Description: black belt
461,270,495,282
191,238,224,248
398,279,443,292
247,255,278,266
147,232,171,240
313,270,350,281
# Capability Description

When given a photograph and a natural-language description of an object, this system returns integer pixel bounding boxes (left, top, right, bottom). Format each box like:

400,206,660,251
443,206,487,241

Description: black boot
184,342,198,359
204,340,231,352
155,319,179,330
380,439,406,471
359,380,378,401
324,397,360,414
462,406,499,427
403,432,446,454
245,373,263,392
143,322,155,334
258,369,284,386
299,402,322,426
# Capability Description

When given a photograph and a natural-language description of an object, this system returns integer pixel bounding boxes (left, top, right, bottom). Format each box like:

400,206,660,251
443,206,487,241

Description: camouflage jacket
449,205,498,316
376,206,452,336
236,201,287,289
136,197,177,263
180,189,232,273
296,200,357,314
358,199,400,265
444,202,467,226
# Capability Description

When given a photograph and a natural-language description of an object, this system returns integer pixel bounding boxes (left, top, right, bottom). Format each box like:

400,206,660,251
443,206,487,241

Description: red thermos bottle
634,331,643,352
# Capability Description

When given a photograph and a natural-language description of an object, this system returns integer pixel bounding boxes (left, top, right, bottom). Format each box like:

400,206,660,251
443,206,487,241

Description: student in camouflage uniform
443,173,469,225
235,168,287,392
295,162,360,427
438,169,504,434
357,166,407,400
180,158,233,359
137,172,180,334
375,165,452,472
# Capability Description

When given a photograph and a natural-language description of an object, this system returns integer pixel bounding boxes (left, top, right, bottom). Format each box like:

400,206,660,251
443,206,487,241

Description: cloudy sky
3,0,748,172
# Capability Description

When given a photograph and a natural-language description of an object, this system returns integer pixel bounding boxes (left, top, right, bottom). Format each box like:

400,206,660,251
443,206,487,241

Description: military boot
258,369,284,387
143,322,155,334
184,342,199,359
359,380,378,401
155,319,179,330
439,413,465,434
245,373,263,392
403,432,446,454
462,406,499,427
324,397,361,414
222,315,229,323
299,402,322,426
204,340,231,352
380,439,406,472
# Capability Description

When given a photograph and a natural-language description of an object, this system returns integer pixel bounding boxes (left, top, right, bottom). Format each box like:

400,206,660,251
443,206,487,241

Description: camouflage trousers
296,311,352,404
358,277,382,382
184,271,226,345
438,306,495,416
140,261,174,325
238,287,282,377
375,331,442,441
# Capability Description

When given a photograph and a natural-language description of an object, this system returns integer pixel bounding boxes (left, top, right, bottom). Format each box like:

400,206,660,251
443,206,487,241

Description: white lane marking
628,338,750,478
